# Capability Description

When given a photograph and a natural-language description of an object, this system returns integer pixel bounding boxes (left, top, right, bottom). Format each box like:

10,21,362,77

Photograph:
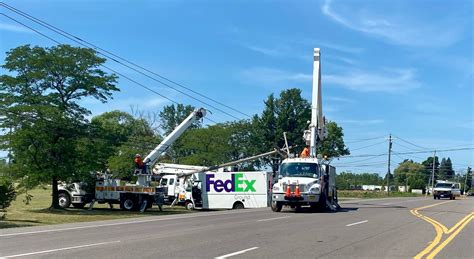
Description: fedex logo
206,173,256,193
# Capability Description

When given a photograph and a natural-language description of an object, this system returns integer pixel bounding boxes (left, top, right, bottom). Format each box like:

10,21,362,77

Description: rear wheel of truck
72,203,86,209
185,200,194,210
271,201,282,212
121,197,138,211
233,202,244,209
58,192,71,209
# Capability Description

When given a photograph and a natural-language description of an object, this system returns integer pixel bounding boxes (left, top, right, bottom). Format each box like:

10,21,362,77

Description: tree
84,110,158,179
318,121,350,158
159,104,200,135
0,44,118,208
438,157,454,180
394,159,426,191
0,178,16,219
465,167,472,192
422,156,439,183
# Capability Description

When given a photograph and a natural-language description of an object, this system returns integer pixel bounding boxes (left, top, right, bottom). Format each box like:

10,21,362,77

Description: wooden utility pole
387,134,392,196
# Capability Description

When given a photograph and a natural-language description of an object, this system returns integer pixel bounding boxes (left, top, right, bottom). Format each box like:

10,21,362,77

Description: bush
0,179,17,219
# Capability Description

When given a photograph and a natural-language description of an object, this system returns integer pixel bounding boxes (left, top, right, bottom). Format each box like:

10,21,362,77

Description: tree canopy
0,44,118,208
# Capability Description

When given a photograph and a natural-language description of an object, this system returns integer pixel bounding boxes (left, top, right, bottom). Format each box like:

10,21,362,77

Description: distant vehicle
433,181,461,200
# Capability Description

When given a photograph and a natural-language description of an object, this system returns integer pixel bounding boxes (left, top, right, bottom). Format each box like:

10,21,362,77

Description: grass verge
338,190,423,199
1,187,191,229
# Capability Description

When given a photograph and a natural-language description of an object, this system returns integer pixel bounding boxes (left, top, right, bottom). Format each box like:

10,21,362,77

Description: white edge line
257,216,291,222
0,208,263,238
215,247,259,259
2,240,120,258
346,220,368,227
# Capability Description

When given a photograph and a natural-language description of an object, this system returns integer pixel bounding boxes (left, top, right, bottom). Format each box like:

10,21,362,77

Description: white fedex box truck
196,171,269,209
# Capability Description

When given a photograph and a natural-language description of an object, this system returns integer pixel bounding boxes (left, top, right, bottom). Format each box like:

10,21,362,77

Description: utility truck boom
271,48,339,212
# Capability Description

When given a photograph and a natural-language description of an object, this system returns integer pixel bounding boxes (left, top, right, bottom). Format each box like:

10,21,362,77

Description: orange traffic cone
295,180,301,197
285,181,291,197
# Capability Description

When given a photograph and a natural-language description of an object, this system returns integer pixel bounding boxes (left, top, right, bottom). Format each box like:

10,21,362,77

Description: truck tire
232,202,244,209
121,197,138,211
185,200,194,210
271,201,282,212
72,203,86,209
452,195,456,200
58,192,71,209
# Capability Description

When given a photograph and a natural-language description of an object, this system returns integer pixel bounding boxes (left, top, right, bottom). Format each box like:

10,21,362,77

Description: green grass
338,190,423,199
1,187,192,229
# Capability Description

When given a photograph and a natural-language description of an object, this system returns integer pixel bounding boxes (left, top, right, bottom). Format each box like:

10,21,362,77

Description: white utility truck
271,48,339,212
433,180,461,200
59,108,206,211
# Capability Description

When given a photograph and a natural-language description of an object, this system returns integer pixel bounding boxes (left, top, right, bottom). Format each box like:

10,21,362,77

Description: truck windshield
279,163,320,178
435,183,452,188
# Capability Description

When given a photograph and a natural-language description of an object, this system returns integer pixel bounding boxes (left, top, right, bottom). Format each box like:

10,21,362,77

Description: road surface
1,197,473,258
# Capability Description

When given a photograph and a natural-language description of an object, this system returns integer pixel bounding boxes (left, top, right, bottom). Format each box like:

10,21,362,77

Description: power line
392,147,474,155
392,135,430,150
0,4,246,121
344,135,387,144
349,140,387,151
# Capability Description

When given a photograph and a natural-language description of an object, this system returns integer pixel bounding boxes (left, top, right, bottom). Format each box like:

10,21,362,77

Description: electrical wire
349,140,387,151
0,5,245,121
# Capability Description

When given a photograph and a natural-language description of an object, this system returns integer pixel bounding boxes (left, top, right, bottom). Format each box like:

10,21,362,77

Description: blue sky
1,0,473,175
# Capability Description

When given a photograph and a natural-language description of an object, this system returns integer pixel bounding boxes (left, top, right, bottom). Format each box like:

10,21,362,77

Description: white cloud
0,22,33,33
325,68,421,93
240,67,312,85
243,44,307,61
321,0,465,47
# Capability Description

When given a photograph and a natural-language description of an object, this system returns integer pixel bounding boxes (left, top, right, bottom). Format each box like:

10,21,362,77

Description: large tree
253,88,349,168
0,44,118,208
439,157,455,180
394,159,426,190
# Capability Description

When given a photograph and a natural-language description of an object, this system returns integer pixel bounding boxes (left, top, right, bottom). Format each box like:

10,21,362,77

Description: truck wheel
72,203,86,209
271,201,282,212
58,192,71,209
121,197,137,211
185,200,194,210
233,202,244,209
452,196,455,200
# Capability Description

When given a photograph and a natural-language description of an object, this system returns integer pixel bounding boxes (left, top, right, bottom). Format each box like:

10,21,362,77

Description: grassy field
338,190,423,199
1,187,191,229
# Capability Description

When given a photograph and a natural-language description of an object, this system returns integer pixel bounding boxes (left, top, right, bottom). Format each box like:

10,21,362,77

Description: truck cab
271,158,336,212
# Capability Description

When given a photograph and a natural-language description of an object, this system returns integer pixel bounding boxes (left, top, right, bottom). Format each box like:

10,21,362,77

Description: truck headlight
308,184,320,194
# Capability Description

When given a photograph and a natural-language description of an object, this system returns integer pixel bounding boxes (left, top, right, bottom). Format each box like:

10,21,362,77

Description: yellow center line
445,212,474,234
410,201,452,259
426,214,474,259
411,200,473,259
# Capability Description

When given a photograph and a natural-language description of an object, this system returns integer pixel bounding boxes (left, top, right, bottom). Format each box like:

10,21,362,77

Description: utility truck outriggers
271,48,339,212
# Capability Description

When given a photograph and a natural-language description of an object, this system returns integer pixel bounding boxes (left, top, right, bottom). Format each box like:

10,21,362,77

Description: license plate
308,195,316,200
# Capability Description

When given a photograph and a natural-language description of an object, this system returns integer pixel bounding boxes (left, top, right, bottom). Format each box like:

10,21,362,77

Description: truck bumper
272,193,320,205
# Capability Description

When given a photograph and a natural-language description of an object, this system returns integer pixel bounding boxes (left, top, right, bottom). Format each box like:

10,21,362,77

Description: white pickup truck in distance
433,181,461,200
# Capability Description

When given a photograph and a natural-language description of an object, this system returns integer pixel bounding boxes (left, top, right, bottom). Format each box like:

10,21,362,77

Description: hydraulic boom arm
143,108,206,166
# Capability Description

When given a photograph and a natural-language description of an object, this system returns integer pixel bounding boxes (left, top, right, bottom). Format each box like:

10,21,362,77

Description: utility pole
463,167,470,195
430,150,436,195
387,134,392,196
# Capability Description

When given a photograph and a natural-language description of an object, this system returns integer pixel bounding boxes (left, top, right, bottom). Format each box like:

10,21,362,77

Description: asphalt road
1,197,473,258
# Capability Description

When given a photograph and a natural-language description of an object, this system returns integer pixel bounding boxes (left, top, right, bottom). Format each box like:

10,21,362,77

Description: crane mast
308,48,325,158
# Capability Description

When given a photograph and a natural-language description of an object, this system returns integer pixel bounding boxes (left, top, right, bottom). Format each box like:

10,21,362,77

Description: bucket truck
59,108,206,211
270,48,340,212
